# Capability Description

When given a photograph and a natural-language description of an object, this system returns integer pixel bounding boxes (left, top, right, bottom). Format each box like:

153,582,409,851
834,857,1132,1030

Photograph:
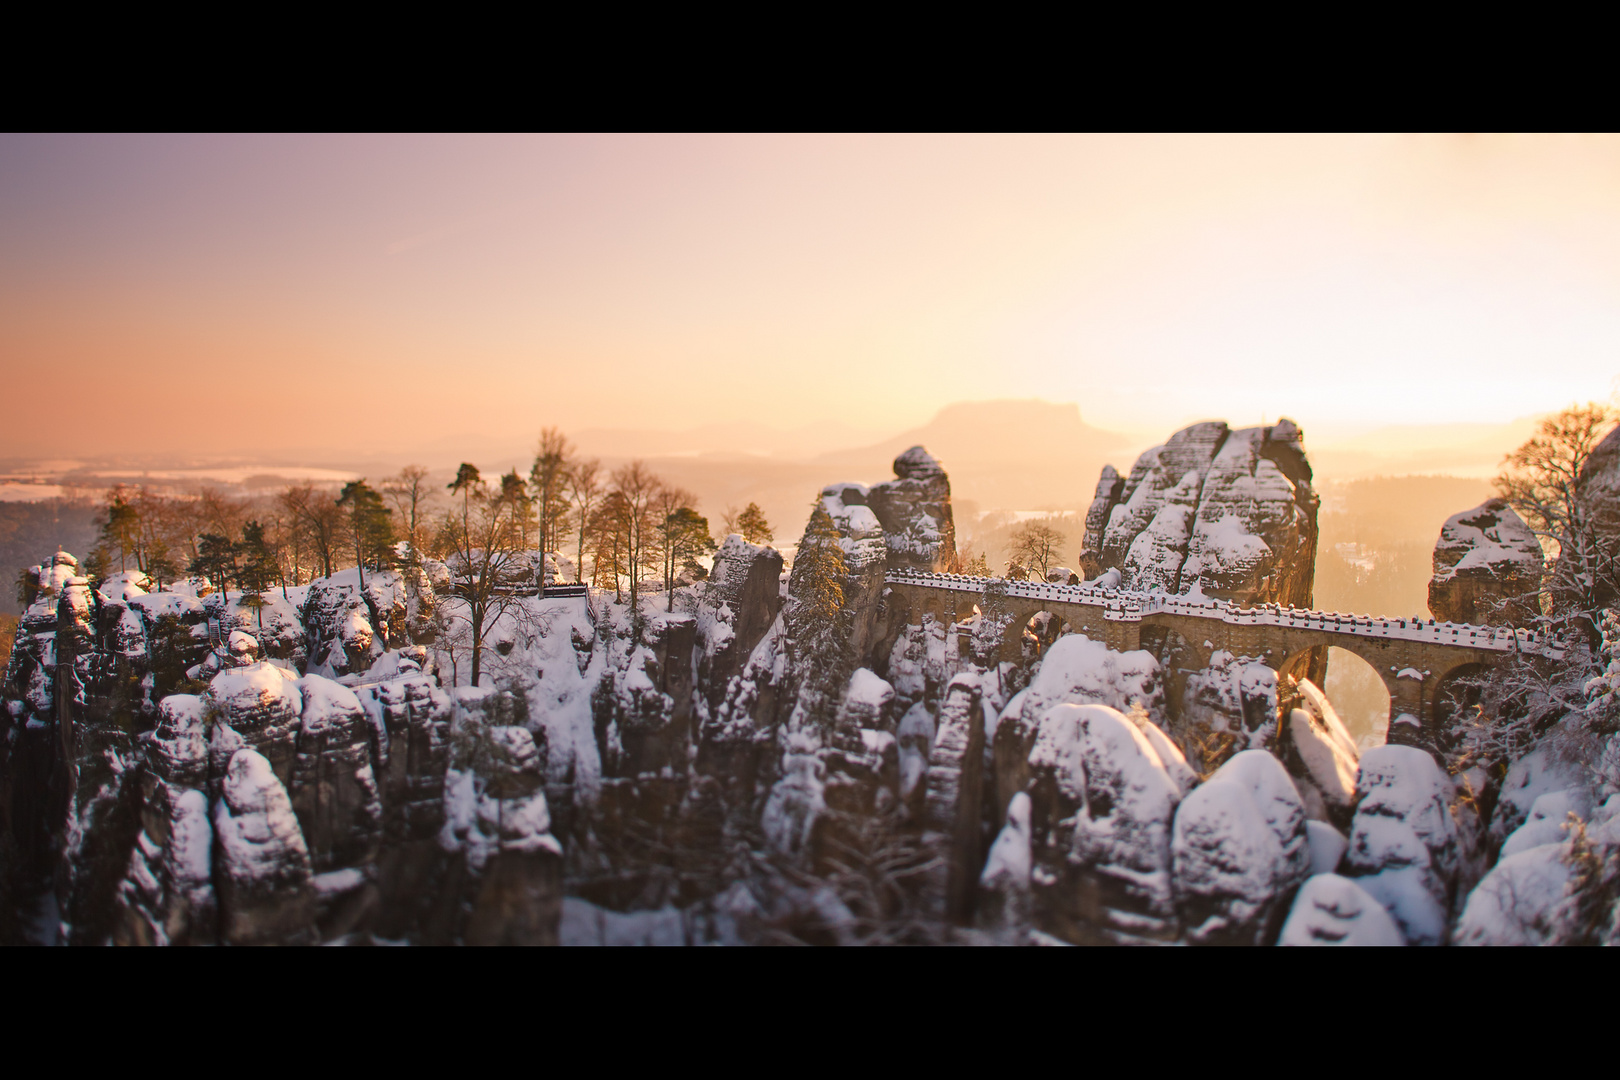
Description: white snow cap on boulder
1171,749,1310,944
1343,745,1463,946
1022,634,1165,725
1453,843,1574,946
1032,703,1184,924
214,748,311,884
1288,678,1359,819
1278,874,1405,946
1498,789,1583,858
210,661,302,731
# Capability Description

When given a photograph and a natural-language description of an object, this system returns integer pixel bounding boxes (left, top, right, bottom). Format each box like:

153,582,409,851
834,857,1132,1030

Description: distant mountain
814,400,1131,513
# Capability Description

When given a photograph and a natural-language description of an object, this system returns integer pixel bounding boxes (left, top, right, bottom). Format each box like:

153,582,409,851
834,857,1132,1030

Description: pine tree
98,491,143,573
189,533,238,594
146,540,179,591
500,470,534,551
449,463,482,543
237,520,280,645
736,502,773,544
337,480,395,592
81,546,111,585
661,506,717,609
787,505,849,722
530,428,573,556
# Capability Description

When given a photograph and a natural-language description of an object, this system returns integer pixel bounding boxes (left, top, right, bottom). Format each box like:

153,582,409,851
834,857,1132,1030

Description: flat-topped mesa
1428,499,1544,628
1081,419,1318,608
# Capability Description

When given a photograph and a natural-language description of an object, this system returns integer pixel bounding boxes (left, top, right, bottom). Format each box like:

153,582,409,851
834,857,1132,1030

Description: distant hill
814,400,1131,513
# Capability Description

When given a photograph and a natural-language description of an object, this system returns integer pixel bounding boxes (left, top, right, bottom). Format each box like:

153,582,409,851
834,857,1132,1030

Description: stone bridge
882,570,1566,732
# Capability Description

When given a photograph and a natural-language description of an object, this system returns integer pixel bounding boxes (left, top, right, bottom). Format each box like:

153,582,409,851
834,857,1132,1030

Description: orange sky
3,134,1618,460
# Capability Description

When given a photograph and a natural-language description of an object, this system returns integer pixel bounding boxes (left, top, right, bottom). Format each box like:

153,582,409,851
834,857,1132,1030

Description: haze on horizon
3,133,1618,462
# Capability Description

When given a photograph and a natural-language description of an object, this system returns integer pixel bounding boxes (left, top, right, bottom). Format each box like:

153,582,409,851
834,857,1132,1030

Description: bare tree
1008,521,1064,580
1497,402,1620,649
530,427,573,556
589,490,630,599
652,483,699,605
280,483,344,579
439,468,527,687
382,465,436,562
609,461,662,613
568,458,602,584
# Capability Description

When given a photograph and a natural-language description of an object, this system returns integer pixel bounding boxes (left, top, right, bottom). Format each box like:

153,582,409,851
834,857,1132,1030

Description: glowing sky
3,133,1618,458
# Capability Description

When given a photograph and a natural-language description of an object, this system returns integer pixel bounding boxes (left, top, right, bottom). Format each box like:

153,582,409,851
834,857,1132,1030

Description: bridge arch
1003,608,1070,662
1276,641,1413,728
1319,646,1392,749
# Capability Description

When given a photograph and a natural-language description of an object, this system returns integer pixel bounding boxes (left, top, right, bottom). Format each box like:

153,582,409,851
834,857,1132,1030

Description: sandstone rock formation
1083,420,1318,607
1427,499,1543,626
1277,873,1404,946
864,446,957,573
1022,703,1184,944
1,425,1547,947
1170,749,1309,945
1342,744,1481,945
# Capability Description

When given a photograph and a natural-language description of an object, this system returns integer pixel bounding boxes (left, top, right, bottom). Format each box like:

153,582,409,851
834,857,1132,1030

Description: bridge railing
882,569,1566,658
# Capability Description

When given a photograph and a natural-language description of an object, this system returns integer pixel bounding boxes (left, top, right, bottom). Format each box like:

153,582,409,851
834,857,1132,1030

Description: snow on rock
838,667,895,730
114,785,218,947
1171,749,1310,945
302,567,431,678
350,645,429,686
1427,499,1544,627
1277,873,1405,946
1089,420,1318,607
214,748,317,945
1491,746,1588,851
1020,634,1167,726
1499,790,1583,858
440,708,562,945
1178,649,1279,768
1342,745,1478,945
1453,843,1574,946
864,446,957,573
1282,678,1360,828
803,480,891,663
1306,820,1348,876
978,791,1033,940
96,570,152,602
209,661,303,783
762,732,826,857
921,674,985,920
147,694,210,790
700,610,789,788
992,635,1183,837
596,608,696,775
696,534,784,714
897,700,935,802
290,674,382,872
1025,703,1183,943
